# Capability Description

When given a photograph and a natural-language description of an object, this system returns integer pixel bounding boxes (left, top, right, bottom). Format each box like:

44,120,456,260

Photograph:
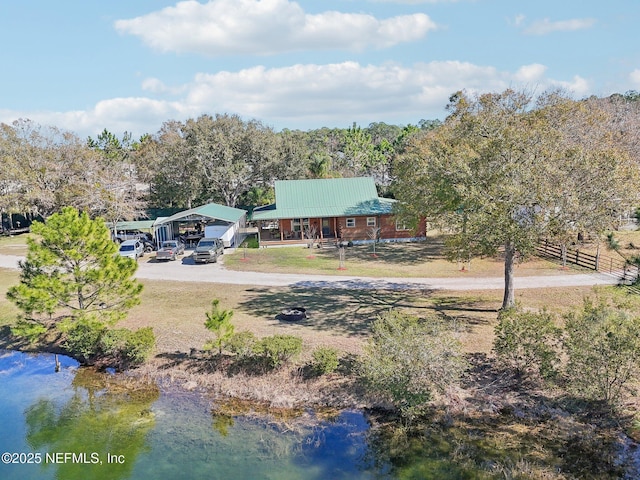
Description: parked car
118,239,144,260
156,240,185,261
193,237,224,264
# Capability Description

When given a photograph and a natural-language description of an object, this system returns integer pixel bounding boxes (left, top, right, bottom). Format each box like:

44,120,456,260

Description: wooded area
0,114,434,231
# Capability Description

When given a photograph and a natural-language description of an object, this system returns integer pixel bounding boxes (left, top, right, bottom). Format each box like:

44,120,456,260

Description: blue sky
1,0,638,139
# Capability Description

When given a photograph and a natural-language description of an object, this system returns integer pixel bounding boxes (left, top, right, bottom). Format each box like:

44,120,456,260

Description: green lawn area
225,237,575,278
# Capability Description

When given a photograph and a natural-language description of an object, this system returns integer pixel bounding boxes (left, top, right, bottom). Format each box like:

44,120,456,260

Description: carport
152,203,248,248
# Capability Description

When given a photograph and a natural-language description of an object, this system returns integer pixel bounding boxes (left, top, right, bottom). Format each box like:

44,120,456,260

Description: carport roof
154,203,247,225
108,220,155,231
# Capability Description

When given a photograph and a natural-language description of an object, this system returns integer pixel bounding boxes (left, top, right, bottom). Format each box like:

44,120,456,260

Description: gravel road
0,253,620,291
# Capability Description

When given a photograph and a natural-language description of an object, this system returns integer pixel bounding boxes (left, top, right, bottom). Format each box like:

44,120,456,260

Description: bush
100,327,156,367
564,299,640,407
253,334,303,369
62,320,107,363
225,330,256,358
123,327,155,365
100,328,130,357
359,310,465,420
493,308,561,379
311,346,340,375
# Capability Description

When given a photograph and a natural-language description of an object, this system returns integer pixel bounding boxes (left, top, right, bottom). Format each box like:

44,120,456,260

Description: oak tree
394,89,638,309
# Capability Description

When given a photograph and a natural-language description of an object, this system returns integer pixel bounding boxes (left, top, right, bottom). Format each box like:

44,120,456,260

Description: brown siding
269,215,426,242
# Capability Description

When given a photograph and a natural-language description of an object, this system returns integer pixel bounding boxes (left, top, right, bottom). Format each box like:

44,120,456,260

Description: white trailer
204,224,236,247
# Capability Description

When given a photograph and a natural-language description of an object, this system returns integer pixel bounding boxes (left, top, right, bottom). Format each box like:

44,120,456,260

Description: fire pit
278,307,307,322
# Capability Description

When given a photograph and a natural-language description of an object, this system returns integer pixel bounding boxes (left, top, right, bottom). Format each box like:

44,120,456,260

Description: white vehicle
118,239,144,260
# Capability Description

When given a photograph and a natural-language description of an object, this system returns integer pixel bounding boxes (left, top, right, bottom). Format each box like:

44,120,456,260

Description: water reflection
24,369,158,480
0,351,382,480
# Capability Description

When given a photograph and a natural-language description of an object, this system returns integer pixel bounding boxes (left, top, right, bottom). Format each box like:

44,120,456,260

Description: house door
322,219,331,236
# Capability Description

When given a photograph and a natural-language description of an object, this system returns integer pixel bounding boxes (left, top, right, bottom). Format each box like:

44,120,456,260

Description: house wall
276,215,426,241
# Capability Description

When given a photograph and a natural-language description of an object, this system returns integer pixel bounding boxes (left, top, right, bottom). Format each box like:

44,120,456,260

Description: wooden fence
536,241,639,286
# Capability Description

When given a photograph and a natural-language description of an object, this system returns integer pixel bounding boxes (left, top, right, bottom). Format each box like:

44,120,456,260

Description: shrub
100,328,130,357
253,334,303,369
123,327,155,365
225,330,256,358
311,346,340,375
62,320,107,363
359,310,466,420
100,327,156,366
493,308,561,379
564,298,640,407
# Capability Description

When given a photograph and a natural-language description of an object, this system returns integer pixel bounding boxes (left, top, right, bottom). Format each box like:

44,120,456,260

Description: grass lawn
118,279,604,358
225,236,576,278
0,268,20,327
0,234,30,256
0,262,629,361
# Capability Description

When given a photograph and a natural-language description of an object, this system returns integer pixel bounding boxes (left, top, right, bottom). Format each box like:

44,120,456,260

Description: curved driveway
0,253,619,291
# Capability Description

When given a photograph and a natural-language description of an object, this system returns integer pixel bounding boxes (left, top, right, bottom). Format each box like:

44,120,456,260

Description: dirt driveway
0,252,619,291
137,251,620,290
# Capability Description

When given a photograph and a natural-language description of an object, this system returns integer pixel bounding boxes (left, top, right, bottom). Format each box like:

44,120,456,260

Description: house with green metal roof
251,177,425,244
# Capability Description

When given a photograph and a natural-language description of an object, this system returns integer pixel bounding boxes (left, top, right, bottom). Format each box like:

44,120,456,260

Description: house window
291,218,309,232
346,218,356,228
366,217,376,227
395,220,409,231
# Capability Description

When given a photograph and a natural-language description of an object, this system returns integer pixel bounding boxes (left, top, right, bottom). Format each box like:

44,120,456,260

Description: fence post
575,250,579,266
610,258,613,274
595,246,599,271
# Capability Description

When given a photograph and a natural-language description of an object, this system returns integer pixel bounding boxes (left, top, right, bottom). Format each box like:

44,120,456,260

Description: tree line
0,114,436,228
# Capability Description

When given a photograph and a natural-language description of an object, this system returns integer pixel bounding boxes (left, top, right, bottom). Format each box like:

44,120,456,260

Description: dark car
193,237,224,264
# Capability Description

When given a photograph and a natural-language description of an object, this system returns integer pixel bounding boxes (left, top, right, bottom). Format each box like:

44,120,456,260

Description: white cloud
114,0,437,55
0,61,596,138
523,18,596,35
368,0,459,3
514,64,546,82
548,75,590,97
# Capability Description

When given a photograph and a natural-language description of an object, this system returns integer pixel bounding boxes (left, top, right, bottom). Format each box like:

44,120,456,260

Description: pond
1,350,637,479
0,350,388,480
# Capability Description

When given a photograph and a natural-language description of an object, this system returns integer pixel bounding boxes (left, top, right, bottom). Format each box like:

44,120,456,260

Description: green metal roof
155,202,247,225
107,220,155,231
251,177,396,220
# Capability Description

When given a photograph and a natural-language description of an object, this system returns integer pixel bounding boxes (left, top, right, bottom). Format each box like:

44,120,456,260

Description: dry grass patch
0,234,29,256
120,277,605,361
0,268,20,326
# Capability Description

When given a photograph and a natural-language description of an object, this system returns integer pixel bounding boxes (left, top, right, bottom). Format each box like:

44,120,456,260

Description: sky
0,0,638,139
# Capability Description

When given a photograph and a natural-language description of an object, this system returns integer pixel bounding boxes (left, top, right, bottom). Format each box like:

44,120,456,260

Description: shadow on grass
237,286,438,337
312,237,446,266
